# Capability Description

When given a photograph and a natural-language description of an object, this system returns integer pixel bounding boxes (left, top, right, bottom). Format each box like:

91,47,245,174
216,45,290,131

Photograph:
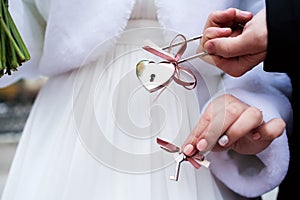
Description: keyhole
150,74,155,82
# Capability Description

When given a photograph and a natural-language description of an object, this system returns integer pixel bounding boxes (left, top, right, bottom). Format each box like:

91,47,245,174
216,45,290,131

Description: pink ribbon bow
142,34,197,92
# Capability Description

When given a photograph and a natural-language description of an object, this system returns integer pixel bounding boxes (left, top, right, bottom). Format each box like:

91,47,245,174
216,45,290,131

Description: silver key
157,137,210,182
170,152,185,181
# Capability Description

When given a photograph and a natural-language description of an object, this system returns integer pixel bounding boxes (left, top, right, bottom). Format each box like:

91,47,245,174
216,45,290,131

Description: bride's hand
182,94,285,156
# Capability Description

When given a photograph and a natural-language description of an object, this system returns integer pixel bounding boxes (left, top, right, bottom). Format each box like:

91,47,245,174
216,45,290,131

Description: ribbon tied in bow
136,34,200,94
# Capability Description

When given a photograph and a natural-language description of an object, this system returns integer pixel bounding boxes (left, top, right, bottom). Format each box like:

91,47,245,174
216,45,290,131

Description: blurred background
0,77,46,196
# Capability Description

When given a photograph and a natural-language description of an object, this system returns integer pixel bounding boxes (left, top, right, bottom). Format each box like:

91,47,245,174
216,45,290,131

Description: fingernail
221,27,232,33
197,139,208,151
183,144,194,155
218,135,229,146
240,10,251,17
204,42,215,54
252,132,261,140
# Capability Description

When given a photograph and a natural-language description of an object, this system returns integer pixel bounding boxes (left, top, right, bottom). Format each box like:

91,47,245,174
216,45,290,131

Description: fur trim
206,66,292,197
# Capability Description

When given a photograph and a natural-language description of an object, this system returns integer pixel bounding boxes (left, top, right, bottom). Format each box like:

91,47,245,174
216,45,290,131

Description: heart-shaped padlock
136,34,204,95
136,60,176,93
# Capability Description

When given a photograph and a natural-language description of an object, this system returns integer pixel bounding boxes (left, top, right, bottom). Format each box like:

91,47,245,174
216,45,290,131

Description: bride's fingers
216,106,263,147
254,118,286,140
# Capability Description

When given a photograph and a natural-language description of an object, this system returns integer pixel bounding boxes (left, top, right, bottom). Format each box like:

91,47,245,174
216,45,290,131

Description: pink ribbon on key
142,34,197,92
157,137,208,170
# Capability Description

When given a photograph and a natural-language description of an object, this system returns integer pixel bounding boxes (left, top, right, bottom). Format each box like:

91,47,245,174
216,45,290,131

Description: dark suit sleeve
264,0,300,73
264,2,300,199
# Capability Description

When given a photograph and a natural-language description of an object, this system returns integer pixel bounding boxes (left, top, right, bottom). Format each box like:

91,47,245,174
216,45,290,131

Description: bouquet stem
0,0,30,77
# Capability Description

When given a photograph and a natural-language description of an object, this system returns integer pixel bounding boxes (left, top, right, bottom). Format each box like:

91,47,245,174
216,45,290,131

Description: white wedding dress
1,0,291,199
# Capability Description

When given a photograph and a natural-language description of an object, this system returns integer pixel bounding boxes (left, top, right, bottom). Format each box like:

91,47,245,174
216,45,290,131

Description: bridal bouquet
0,0,30,77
